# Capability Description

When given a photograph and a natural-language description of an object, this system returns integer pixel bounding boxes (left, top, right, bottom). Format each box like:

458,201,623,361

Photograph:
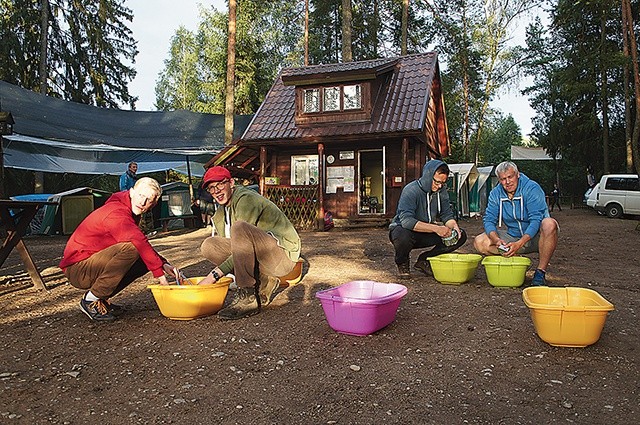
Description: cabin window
303,89,320,113
343,85,361,110
323,87,340,111
301,84,363,114
291,155,319,185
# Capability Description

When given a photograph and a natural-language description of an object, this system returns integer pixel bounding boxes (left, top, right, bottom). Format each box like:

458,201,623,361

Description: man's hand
503,239,525,257
157,275,170,285
197,273,217,285
436,225,452,238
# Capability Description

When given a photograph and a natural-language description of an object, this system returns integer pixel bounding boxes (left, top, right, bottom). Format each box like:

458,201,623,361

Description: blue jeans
389,225,468,265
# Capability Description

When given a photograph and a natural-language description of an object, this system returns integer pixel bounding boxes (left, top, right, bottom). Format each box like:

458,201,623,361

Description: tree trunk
622,0,640,176
600,13,610,174
341,0,353,62
224,0,237,146
304,0,309,66
401,0,409,55
621,0,633,172
39,0,49,94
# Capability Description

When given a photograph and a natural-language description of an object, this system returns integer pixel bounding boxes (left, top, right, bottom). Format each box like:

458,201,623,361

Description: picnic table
0,199,57,290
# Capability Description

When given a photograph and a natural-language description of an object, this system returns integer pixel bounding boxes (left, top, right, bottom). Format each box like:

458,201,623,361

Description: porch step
333,217,390,229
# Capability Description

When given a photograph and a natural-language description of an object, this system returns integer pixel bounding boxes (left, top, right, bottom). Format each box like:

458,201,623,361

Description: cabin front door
358,149,385,215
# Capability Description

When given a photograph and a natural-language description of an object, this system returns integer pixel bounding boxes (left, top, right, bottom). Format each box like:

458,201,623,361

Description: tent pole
186,156,194,201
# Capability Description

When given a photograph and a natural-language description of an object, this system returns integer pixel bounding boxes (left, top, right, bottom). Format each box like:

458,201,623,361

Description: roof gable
241,52,448,151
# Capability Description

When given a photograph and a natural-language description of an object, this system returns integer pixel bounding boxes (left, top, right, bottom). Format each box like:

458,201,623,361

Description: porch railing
264,185,319,230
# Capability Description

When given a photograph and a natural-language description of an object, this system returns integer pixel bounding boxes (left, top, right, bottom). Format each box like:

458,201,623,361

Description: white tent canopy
447,163,479,217
448,163,479,191
511,145,560,161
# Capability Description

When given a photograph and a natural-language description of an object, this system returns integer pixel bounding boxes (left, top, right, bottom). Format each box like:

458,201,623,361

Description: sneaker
414,259,432,276
218,288,260,320
105,299,124,313
79,298,116,322
259,275,280,306
397,262,410,279
531,269,547,286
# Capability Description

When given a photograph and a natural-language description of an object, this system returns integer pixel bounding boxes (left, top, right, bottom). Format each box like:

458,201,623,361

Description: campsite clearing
0,208,638,424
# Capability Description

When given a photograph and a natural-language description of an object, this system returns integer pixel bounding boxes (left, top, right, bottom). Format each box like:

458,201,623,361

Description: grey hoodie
389,159,455,230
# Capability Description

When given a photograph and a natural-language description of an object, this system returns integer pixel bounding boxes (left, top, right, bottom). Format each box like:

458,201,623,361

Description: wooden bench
158,215,198,232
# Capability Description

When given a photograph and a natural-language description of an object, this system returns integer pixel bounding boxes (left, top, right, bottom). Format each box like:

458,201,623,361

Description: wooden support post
317,143,325,230
402,138,408,186
259,146,267,195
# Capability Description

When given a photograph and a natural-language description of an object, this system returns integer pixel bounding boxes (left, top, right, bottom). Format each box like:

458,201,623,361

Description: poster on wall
326,166,355,193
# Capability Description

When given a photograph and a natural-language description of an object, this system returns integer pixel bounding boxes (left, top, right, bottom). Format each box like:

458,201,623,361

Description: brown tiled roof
241,52,441,144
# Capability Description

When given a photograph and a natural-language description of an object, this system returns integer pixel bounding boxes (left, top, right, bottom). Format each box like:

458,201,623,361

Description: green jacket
212,186,301,274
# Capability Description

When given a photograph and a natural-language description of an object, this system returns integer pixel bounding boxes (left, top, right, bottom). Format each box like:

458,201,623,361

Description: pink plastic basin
315,280,408,336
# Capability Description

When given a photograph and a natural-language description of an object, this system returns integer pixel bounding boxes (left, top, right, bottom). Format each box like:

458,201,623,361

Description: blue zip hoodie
483,172,550,239
389,159,454,230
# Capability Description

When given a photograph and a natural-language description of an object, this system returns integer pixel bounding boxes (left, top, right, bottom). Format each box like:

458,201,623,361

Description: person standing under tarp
119,162,138,191
197,180,215,227
549,183,562,212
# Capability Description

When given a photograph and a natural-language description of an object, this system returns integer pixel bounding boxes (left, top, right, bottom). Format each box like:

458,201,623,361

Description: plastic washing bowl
315,280,408,336
522,287,615,347
147,276,232,320
482,256,531,287
427,253,483,285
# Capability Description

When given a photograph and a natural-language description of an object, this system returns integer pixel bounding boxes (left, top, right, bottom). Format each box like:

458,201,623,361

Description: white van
587,174,640,218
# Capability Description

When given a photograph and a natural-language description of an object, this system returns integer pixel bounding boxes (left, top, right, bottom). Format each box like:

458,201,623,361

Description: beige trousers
201,221,295,289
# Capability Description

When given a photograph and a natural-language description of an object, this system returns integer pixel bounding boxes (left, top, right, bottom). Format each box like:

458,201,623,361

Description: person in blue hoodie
474,161,558,286
389,160,467,278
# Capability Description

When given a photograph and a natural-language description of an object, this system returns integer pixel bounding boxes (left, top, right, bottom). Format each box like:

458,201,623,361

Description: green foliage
523,0,629,185
155,1,303,114
0,0,138,107
478,114,522,166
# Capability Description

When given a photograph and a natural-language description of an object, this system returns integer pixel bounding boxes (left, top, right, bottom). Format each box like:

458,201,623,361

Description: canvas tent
447,163,479,217
474,166,497,215
0,81,253,176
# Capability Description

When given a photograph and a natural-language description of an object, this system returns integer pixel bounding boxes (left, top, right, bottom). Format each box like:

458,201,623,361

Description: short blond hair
134,177,162,199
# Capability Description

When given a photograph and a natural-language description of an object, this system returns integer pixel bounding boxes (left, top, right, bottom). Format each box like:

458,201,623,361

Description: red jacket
59,191,165,277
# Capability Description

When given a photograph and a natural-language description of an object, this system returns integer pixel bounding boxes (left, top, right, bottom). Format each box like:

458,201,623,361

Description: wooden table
0,200,57,290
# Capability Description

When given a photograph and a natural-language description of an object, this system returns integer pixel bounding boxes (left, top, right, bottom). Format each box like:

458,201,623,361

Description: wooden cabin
207,53,450,230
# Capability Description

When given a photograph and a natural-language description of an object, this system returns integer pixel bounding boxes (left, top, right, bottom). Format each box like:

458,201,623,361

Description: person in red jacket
60,177,180,322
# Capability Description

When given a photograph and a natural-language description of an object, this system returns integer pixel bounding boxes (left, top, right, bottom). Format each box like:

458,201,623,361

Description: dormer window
302,84,363,114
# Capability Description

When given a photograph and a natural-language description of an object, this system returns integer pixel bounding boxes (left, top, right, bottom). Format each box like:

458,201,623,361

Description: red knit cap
203,166,231,187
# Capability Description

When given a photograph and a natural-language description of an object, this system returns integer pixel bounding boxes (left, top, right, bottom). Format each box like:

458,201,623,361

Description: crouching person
389,160,467,278
198,166,301,320
60,177,181,322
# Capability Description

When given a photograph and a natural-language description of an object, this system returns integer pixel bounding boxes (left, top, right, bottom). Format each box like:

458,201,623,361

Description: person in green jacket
198,166,301,320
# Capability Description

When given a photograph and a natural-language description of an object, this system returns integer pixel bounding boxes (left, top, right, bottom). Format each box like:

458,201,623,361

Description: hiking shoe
531,269,547,286
397,262,410,279
218,288,260,320
259,275,280,306
79,298,116,322
414,259,432,276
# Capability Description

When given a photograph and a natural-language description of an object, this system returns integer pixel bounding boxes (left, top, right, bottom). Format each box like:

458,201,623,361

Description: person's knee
473,233,489,253
540,218,559,237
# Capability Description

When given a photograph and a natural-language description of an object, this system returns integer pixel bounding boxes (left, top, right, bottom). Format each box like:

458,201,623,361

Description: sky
127,0,536,135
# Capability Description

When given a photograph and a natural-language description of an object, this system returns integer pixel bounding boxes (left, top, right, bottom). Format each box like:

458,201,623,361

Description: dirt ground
0,208,638,424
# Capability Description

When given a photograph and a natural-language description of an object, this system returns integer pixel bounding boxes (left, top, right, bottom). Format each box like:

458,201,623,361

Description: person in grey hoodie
474,161,558,286
389,160,467,278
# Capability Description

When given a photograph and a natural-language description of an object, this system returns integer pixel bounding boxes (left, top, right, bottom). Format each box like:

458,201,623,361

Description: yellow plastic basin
522,287,615,347
147,276,232,320
280,258,304,287
427,253,483,285
482,256,531,287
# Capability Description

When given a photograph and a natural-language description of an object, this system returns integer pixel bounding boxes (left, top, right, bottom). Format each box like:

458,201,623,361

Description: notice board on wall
326,166,355,193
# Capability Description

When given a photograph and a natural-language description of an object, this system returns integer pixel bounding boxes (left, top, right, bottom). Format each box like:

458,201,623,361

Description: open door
358,149,385,214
